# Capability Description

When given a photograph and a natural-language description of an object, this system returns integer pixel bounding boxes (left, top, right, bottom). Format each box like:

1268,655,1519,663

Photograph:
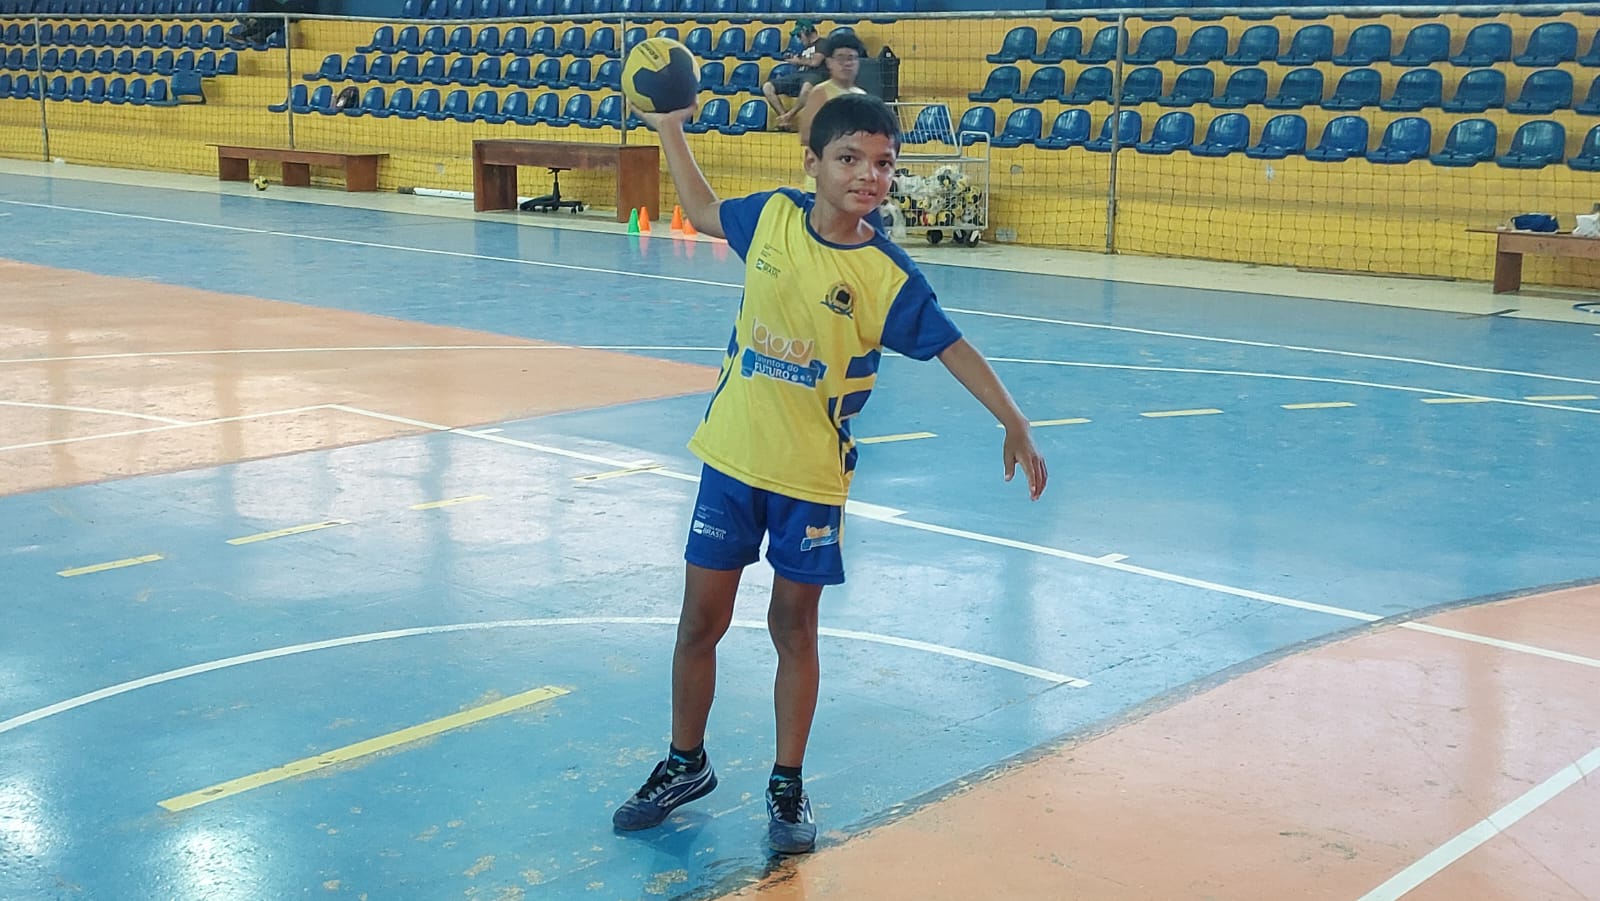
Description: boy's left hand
1003,426,1048,501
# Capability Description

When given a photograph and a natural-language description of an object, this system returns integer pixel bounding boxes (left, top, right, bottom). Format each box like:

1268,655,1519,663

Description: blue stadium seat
559,27,588,57
405,88,440,119
742,27,782,60
1159,67,1214,107
1496,120,1564,169
308,53,341,81
476,0,498,16
585,94,624,129
389,57,419,83
1429,118,1496,167
474,57,502,86
711,28,745,58
683,25,712,57
444,57,474,83
1063,65,1112,104
1506,69,1573,115
1304,116,1368,162
1119,67,1162,105
365,56,394,83
1174,25,1227,65
1569,125,1600,172
1391,22,1449,66
1514,22,1577,67
1134,111,1193,154
495,27,528,57
1126,25,1176,64
529,26,557,55
716,61,759,95
395,26,422,55
502,57,532,87
1442,68,1505,113
268,82,306,112
1380,68,1442,111
1032,26,1080,65
957,105,995,145
446,26,473,55
1451,23,1510,67
1277,24,1332,65
992,107,1042,148
654,26,679,42
987,25,1036,64
105,76,127,103
1322,68,1381,111
592,58,621,90
554,0,581,15
1188,112,1250,157
1580,29,1600,68
421,26,447,54
533,58,562,87
1036,108,1091,150
1365,116,1431,165
623,26,647,53
304,83,333,112
562,58,592,89
1079,26,1122,65
360,26,395,54
1263,67,1322,109
429,88,468,120
475,27,501,55
585,28,617,59
724,98,767,134
344,85,383,116
1576,75,1600,116
1244,113,1307,159
904,105,953,145
372,86,413,118
968,65,1019,103
1084,110,1140,152
1210,68,1266,108
500,91,535,124
696,59,725,92
1333,23,1390,65
684,96,730,133
527,91,560,123
551,92,593,126
1017,66,1065,104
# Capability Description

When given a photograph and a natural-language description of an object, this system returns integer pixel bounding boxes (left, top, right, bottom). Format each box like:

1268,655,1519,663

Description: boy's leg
672,563,743,751
767,573,823,767
762,80,788,118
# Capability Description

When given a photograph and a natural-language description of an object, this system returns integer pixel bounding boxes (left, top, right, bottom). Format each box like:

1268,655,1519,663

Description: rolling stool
519,167,586,214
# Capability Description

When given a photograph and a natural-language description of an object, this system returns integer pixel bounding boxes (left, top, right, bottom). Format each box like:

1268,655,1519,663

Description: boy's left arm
937,338,1048,501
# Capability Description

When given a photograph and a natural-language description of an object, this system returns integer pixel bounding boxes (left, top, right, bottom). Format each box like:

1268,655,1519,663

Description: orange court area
0,259,717,497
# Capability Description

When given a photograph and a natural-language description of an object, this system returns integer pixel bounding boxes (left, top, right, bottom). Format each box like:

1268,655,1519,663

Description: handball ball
622,37,699,114
252,176,269,191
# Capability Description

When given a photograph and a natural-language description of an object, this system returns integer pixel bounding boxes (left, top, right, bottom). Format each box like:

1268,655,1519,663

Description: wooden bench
212,145,387,192
1467,227,1600,294
472,139,659,223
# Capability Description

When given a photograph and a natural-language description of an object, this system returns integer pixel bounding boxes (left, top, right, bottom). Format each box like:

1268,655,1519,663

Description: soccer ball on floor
252,176,269,191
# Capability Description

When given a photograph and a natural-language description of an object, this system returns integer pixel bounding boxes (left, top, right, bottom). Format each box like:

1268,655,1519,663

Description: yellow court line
58,554,163,578
575,463,663,482
410,495,490,510
158,686,570,812
1282,402,1356,410
1140,409,1223,418
1421,397,1493,405
226,519,351,546
856,432,938,444
1525,395,1597,402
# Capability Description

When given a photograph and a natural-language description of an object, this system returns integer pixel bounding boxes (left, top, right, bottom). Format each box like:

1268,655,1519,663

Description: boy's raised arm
633,106,727,240
937,338,1049,501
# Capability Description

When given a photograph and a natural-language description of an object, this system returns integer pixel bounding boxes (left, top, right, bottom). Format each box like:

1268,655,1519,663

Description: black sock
770,763,802,785
668,743,706,771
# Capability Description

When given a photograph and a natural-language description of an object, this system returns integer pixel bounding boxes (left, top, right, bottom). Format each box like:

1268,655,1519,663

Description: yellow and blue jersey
688,189,962,506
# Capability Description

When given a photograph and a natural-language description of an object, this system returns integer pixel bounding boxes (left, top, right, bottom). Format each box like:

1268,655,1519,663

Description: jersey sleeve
718,191,774,259
880,270,963,361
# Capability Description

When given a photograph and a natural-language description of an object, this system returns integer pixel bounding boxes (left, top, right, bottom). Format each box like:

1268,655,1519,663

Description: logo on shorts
800,524,837,551
692,519,727,541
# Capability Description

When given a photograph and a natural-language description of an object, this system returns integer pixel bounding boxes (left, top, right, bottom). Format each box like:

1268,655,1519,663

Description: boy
613,93,1048,854
760,20,824,130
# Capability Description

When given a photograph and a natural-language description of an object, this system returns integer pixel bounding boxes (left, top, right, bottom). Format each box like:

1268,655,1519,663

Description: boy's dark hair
819,31,866,60
806,92,901,157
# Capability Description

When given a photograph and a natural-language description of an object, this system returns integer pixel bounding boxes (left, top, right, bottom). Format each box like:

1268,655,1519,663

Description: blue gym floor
2,172,1598,900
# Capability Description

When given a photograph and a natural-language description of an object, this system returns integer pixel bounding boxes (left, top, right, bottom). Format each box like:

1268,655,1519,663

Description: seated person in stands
796,32,868,153
761,21,826,132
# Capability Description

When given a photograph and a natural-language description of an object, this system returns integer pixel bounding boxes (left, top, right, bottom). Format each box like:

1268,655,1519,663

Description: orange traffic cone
671,205,684,231
639,206,652,233
682,215,697,237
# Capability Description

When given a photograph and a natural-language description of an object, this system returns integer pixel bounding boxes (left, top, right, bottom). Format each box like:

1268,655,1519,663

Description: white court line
0,404,338,453
0,617,1083,736
1357,742,1600,901
0,399,187,424
6,197,1597,388
323,404,1600,674
0,345,726,365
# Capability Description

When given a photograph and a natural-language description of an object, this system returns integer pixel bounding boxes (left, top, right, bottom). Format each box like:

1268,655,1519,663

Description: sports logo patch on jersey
742,316,827,387
820,283,854,318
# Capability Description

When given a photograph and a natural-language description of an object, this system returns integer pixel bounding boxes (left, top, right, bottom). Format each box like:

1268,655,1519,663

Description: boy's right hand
630,103,696,133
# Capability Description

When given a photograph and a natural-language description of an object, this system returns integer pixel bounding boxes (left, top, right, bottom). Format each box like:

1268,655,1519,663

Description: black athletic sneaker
765,778,816,853
612,754,718,831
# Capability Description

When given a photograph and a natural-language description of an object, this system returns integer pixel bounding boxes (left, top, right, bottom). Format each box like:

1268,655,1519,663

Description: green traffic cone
626,208,640,234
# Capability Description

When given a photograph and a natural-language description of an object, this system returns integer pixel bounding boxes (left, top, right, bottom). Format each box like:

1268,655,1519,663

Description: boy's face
804,131,898,222
825,47,861,82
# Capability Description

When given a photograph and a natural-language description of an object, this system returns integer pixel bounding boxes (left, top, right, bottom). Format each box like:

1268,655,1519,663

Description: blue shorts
684,465,845,586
